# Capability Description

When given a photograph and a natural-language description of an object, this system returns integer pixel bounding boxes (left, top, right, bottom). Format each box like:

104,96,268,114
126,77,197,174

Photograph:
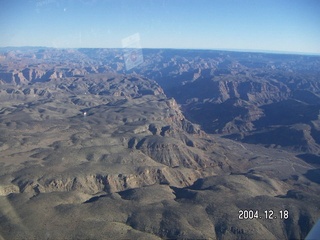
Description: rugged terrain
2,48,319,154
0,47,319,239
135,50,320,156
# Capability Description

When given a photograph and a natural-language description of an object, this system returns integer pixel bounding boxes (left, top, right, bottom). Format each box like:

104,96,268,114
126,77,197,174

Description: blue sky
0,0,319,54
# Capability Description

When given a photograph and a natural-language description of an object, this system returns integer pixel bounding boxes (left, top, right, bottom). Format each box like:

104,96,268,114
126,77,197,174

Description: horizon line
1,46,320,57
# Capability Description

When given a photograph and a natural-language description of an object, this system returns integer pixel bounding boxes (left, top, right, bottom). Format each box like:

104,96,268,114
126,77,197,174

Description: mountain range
0,47,319,239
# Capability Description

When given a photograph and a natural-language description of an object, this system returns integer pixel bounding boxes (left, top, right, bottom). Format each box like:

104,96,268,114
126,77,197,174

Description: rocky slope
0,73,217,195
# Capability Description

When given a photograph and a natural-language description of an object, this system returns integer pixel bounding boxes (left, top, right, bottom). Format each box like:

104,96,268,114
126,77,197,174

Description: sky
0,0,319,54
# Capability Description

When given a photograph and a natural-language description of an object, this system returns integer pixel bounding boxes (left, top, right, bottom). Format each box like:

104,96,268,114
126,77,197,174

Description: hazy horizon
1,0,320,54
2,46,320,57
